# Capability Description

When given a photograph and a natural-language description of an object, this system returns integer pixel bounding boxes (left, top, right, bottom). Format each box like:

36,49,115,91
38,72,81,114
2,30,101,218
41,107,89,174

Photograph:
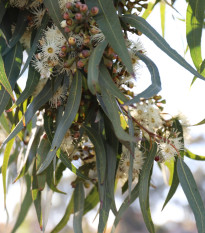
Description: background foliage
0,0,205,232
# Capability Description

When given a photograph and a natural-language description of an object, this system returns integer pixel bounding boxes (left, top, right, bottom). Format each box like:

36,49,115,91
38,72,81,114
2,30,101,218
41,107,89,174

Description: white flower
41,40,61,61
91,29,105,46
9,0,28,8
28,0,43,9
44,25,66,47
30,6,46,28
58,0,76,10
49,86,67,108
60,130,74,154
159,135,183,162
32,56,52,78
60,20,67,28
117,146,144,182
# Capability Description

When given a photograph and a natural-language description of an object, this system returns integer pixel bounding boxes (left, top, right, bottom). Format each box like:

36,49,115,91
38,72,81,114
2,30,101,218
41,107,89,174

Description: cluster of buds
59,2,101,72
118,0,148,13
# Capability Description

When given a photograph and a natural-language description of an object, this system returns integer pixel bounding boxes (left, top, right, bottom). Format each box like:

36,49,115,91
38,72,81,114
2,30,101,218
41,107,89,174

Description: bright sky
1,0,205,231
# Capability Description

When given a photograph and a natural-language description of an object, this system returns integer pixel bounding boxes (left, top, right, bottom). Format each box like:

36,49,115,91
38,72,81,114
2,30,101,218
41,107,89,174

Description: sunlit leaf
186,0,205,70
184,148,205,161
160,1,166,38
0,54,15,102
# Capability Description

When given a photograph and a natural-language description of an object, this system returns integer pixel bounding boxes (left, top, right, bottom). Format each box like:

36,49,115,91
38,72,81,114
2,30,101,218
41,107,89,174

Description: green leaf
11,176,32,233
2,10,28,56
99,86,135,142
19,13,49,77
0,0,7,25
88,40,108,94
139,142,157,233
2,133,15,207
99,63,127,102
125,51,161,105
43,0,67,39
85,0,134,74
177,157,205,233
83,125,106,185
73,182,85,233
83,186,99,215
15,64,40,107
0,113,10,133
160,1,166,38
51,194,74,233
0,54,15,101
193,118,205,126
111,182,140,233
162,158,179,210
121,14,205,81
128,114,134,199
142,1,159,19
0,42,22,115
186,0,205,70
59,151,90,180
2,76,62,146
184,148,205,161
37,72,82,174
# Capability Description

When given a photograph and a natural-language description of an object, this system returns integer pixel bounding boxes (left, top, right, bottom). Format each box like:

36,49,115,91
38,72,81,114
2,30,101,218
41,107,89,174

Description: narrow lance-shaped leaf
2,10,28,56
2,76,62,147
162,158,179,210
88,39,108,94
0,54,15,101
37,72,82,174
83,125,106,185
128,113,134,199
111,182,140,233
43,0,67,39
0,0,7,25
177,157,205,233
121,14,205,81
15,65,40,107
139,142,157,233
19,13,49,77
125,51,161,105
51,194,74,233
160,1,166,38
11,176,32,233
99,63,127,102
2,133,15,207
73,182,85,233
184,148,205,161
85,0,134,74
83,186,99,215
99,87,135,142
186,0,205,70
0,43,22,116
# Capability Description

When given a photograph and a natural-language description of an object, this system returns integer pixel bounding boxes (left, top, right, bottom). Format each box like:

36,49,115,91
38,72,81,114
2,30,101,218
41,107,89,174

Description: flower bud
77,58,88,68
66,18,74,26
75,2,82,9
75,13,83,21
90,6,99,16
66,2,73,9
79,4,88,13
63,12,70,20
68,36,76,46
64,57,75,68
79,50,90,58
